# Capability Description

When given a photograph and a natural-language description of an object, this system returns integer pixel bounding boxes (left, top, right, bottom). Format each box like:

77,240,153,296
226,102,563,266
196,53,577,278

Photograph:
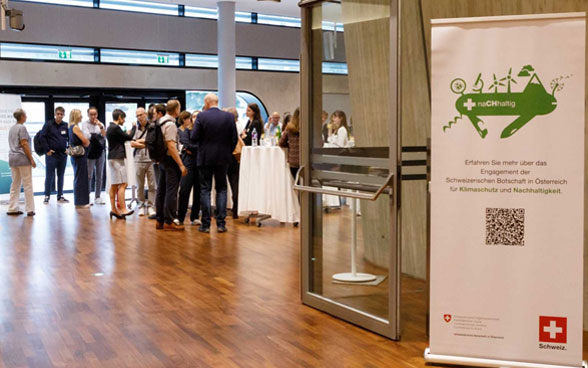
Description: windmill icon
488,74,505,93
501,68,517,93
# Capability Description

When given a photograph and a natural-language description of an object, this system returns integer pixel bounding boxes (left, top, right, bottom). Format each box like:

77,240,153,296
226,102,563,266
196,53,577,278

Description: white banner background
430,14,585,367
0,94,22,195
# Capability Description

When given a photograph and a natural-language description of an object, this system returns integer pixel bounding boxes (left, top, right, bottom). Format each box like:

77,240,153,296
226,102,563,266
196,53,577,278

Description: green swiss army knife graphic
443,65,569,139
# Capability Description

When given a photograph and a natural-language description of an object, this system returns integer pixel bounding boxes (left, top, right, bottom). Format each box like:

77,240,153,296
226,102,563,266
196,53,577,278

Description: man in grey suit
191,94,238,233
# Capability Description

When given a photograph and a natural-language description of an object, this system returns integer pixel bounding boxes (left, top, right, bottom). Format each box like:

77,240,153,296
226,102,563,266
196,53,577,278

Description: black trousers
199,165,229,228
44,154,67,197
155,157,181,224
177,164,200,223
227,157,239,218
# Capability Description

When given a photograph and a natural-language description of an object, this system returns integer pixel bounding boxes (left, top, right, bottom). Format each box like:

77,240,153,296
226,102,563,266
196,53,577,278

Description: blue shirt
40,119,69,157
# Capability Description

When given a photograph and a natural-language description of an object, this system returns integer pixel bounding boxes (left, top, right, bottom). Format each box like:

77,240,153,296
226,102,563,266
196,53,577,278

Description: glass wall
21,102,47,193
105,103,138,132
300,0,398,339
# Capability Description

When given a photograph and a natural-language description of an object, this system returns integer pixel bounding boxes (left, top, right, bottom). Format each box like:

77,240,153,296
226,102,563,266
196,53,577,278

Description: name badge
61,130,66,135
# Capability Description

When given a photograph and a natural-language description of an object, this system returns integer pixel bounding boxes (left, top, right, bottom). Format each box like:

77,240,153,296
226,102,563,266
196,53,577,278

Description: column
217,1,236,109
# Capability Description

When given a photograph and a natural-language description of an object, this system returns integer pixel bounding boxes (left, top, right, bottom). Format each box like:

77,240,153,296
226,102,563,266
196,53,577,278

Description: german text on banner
428,13,585,368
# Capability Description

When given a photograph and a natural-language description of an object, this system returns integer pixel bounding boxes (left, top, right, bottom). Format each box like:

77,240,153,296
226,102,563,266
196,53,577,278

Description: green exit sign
58,50,72,59
157,55,169,64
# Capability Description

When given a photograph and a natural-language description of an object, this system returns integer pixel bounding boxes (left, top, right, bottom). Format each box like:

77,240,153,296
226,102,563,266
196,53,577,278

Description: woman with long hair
281,113,291,133
106,109,134,219
177,110,201,225
279,108,300,179
241,103,263,146
7,108,36,216
227,107,243,218
68,109,91,208
326,110,349,148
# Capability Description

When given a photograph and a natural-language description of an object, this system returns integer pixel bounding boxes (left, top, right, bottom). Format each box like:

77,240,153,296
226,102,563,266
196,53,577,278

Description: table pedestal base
332,272,377,283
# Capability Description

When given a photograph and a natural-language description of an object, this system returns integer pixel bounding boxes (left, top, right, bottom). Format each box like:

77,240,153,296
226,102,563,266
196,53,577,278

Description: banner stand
424,348,587,368
427,12,585,368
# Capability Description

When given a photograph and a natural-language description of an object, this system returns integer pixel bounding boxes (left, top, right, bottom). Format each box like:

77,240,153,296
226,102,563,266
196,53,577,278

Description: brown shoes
163,223,184,231
156,222,164,230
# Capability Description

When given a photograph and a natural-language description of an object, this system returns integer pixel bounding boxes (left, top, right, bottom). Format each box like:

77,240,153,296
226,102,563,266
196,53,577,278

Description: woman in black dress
106,109,134,219
68,109,91,208
240,103,263,146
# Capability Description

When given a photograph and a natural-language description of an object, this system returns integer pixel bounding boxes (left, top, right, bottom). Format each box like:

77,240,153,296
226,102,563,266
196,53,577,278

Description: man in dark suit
191,94,238,233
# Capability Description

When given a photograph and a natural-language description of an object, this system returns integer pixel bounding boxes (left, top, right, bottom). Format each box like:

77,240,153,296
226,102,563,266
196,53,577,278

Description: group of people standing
8,94,300,235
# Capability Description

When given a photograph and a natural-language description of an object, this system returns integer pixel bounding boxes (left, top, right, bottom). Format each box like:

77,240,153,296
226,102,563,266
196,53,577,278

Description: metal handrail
293,166,394,201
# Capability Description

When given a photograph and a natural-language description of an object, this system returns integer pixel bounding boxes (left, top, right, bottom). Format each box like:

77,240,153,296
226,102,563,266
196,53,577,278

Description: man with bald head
190,93,238,233
264,112,281,138
130,107,156,217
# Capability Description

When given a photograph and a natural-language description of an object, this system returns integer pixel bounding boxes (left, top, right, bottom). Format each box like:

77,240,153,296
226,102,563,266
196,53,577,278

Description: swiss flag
539,316,567,344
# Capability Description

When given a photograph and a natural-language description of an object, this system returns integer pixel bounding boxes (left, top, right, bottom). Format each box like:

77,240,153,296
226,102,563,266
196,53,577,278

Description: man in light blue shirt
264,112,281,138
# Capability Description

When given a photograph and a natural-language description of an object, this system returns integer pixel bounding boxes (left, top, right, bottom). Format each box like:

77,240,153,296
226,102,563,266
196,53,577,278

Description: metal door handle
293,166,394,201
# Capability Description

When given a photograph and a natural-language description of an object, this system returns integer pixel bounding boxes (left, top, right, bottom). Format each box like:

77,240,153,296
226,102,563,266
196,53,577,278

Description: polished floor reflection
0,195,587,367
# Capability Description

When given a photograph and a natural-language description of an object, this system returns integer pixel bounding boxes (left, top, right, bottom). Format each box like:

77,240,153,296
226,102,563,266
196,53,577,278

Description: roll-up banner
0,94,22,195
427,13,586,368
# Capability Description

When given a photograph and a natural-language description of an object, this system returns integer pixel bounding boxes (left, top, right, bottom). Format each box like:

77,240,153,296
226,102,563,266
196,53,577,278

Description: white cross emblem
543,320,563,339
464,98,476,111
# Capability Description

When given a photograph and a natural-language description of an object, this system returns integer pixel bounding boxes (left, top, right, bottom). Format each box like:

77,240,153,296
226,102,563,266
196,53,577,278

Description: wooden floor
0,195,587,368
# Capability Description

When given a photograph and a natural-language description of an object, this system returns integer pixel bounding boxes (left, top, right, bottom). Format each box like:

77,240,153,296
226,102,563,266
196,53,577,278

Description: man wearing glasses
130,107,156,217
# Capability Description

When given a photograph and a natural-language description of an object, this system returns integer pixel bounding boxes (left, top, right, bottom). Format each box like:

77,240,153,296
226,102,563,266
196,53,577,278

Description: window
185,54,253,70
100,49,180,66
257,14,301,28
106,103,138,132
322,62,348,75
56,102,90,124
236,57,254,70
257,58,300,72
186,91,268,132
184,54,218,68
184,6,217,19
0,43,95,62
15,0,93,7
235,11,252,23
99,0,178,15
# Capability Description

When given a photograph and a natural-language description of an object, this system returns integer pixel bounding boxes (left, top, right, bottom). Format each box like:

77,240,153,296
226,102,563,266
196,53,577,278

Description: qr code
485,208,525,246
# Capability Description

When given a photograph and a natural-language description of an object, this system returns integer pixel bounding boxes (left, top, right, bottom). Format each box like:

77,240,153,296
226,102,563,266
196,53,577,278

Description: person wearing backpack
129,107,156,217
154,100,187,231
82,107,106,205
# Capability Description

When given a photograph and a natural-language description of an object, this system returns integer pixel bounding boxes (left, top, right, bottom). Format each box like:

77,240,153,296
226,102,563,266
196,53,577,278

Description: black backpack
33,130,46,156
87,134,106,159
146,120,169,162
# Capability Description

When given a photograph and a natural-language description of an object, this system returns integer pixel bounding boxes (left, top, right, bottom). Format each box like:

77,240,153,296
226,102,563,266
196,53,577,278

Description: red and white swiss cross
539,316,567,344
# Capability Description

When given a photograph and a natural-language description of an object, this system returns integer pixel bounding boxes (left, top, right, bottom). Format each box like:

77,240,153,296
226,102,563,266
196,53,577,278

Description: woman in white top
327,110,349,148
